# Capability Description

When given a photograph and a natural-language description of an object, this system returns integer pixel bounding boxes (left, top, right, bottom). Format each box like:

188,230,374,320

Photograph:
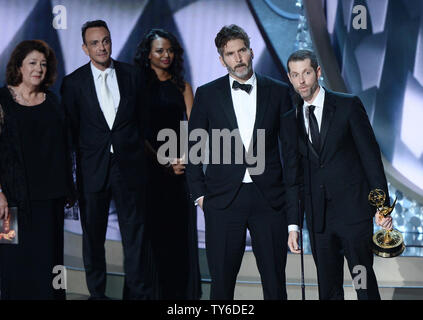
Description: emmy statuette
368,189,405,258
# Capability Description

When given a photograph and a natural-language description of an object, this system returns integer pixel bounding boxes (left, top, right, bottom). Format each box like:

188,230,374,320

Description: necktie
307,105,320,152
232,80,252,94
99,71,116,130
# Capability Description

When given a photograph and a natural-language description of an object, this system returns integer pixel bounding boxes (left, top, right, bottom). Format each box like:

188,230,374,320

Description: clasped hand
0,192,9,220
158,155,186,175
375,211,393,231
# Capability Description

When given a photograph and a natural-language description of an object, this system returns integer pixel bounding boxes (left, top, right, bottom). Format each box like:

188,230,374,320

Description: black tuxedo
296,88,388,300
61,60,151,299
187,74,299,300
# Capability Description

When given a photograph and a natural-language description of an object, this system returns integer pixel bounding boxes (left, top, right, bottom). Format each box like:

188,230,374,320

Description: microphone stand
296,101,307,300
302,105,317,301
299,198,305,300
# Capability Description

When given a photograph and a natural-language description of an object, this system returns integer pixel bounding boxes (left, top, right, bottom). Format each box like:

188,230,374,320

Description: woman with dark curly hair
0,40,74,300
134,29,201,300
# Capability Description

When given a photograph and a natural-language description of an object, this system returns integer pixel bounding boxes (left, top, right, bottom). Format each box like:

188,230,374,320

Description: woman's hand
0,192,9,220
170,158,186,175
159,155,186,176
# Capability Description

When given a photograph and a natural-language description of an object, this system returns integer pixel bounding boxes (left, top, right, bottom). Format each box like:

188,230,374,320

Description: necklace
8,86,46,106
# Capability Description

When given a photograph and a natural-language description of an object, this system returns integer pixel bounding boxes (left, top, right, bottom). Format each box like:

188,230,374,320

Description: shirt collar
303,86,325,109
229,72,256,88
90,60,115,80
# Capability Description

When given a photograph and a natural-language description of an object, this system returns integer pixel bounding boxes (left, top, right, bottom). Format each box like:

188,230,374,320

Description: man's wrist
288,224,300,233
194,196,204,206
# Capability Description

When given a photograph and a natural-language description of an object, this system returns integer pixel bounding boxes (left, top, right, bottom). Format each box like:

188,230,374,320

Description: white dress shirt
289,86,325,233
229,73,257,183
90,61,121,152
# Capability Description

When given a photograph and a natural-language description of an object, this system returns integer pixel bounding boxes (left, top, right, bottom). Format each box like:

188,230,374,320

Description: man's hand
0,192,9,220
65,197,76,209
198,197,204,211
288,231,301,254
375,211,393,230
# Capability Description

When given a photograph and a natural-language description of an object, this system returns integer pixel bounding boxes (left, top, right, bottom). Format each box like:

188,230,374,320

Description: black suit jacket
186,74,299,224
297,89,389,233
60,60,146,193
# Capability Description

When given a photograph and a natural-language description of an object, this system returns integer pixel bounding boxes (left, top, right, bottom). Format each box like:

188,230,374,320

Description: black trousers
204,183,288,300
79,154,152,299
309,200,380,300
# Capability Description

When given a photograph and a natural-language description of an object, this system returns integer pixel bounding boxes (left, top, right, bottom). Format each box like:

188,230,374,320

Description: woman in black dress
0,40,74,300
134,29,201,300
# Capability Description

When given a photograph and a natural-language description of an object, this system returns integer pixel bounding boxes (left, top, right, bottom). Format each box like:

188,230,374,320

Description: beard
225,58,253,80
297,79,319,101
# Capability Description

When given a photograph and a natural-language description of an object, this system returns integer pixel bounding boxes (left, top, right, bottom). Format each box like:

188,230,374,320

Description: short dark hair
6,39,57,90
81,20,110,44
215,24,250,56
287,50,319,73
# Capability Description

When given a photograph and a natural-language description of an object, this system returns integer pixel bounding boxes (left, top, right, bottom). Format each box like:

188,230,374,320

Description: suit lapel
217,75,239,131
319,89,336,154
250,74,269,150
81,63,110,129
112,60,127,129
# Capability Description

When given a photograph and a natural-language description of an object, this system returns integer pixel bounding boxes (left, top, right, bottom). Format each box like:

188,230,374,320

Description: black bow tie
232,80,252,94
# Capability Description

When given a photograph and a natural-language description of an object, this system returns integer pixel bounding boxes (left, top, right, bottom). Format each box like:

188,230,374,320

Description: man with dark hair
81,20,110,45
286,49,319,74
286,49,392,300
187,24,299,300
214,24,250,56
61,20,151,300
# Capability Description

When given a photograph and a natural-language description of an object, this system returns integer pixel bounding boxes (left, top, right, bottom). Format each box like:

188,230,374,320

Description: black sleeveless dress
145,80,201,300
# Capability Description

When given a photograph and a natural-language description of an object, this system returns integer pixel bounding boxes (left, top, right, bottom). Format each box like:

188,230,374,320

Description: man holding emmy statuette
286,50,394,300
